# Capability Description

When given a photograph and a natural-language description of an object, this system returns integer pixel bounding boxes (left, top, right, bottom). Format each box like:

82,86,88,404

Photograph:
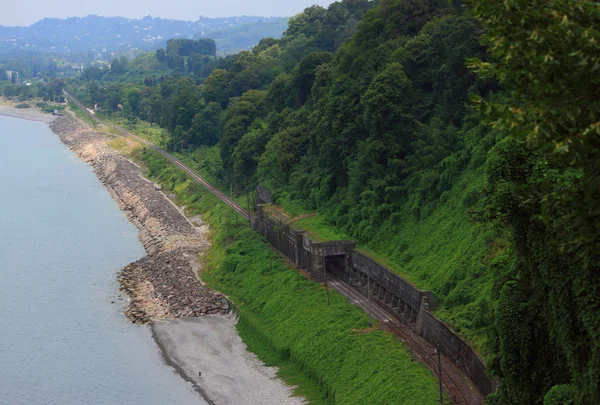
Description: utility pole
368,277,373,328
436,345,443,405
408,321,414,362
323,253,330,306
246,194,251,227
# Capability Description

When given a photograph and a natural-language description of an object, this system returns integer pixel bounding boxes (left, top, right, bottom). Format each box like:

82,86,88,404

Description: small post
437,345,443,405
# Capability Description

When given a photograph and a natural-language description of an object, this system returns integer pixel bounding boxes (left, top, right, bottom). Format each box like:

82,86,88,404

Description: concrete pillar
294,230,304,266
250,213,259,231
310,244,326,282
415,295,430,335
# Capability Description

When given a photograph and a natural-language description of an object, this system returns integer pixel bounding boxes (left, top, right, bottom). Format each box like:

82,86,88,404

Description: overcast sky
1,0,336,27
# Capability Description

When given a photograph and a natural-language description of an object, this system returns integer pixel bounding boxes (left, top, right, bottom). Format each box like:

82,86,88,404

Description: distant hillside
0,15,289,56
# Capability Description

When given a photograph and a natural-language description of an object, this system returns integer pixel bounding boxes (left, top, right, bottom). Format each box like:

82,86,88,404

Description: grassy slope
272,166,496,351
363,167,496,349
135,148,441,405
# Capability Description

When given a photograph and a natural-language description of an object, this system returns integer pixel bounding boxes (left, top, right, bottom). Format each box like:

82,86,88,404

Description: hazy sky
1,0,336,27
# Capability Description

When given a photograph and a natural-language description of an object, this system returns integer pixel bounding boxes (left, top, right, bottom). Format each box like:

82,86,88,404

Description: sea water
0,115,205,405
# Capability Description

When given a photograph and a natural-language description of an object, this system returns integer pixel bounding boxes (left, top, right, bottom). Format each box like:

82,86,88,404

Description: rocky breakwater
50,116,229,324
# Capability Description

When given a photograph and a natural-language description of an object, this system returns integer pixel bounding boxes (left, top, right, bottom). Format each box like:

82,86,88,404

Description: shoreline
44,114,304,405
151,323,217,405
0,105,57,123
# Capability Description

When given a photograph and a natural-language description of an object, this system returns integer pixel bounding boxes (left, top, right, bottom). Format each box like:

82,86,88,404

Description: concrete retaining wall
417,309,494,396
252,200,495,398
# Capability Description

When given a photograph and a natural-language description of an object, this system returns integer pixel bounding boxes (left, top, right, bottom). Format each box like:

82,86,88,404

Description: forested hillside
0,15,289,56
70,1,600,404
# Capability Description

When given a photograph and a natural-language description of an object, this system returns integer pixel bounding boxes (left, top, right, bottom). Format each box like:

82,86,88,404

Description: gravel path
153,316,305,405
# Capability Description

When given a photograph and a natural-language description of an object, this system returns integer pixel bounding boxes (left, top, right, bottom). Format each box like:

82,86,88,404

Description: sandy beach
154,316,304,405
0,105,57,123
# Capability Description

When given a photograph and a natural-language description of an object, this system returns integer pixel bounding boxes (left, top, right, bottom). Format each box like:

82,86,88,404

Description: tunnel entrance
324,254,349,281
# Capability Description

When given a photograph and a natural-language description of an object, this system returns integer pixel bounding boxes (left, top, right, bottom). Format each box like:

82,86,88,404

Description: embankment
50,115,228,323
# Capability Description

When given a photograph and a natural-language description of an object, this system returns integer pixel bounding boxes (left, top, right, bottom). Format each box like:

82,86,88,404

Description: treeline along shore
49,115,230,322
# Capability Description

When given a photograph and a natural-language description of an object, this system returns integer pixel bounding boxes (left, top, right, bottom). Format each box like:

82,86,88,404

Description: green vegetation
36,102,66,114
70,0,600,403
466,1,600,403
0,79,65,102
136,148,441,405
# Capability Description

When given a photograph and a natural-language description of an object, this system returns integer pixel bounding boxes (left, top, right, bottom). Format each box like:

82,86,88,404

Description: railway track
64,91,484,405
64,91,249,220
328,277,483,405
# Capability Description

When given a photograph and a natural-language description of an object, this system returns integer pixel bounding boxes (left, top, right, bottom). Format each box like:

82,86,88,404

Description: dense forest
69,0,599,404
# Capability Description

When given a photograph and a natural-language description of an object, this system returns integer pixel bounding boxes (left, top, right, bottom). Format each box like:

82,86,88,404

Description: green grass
360,168,497,350
36,102,65,114
290,215,351,242
68,102,98,128
135,147,441,405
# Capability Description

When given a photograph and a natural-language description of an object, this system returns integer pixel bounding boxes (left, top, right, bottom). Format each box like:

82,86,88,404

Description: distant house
5,70,18,81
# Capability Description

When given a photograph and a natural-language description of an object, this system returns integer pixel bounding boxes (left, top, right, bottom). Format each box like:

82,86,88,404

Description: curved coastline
0,105,57,123
0,106,304,405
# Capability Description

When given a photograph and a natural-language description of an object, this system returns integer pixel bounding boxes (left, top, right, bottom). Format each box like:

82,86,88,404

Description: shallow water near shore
0,115,205,404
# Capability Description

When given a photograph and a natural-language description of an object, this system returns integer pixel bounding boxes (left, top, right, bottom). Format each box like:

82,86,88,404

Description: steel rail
64,91,249,220
327,277,481,405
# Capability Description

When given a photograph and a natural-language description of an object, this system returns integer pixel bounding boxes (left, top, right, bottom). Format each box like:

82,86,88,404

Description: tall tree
468,0,600,403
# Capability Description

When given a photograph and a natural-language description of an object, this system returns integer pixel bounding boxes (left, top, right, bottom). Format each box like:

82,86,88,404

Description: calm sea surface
0,115,205,405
